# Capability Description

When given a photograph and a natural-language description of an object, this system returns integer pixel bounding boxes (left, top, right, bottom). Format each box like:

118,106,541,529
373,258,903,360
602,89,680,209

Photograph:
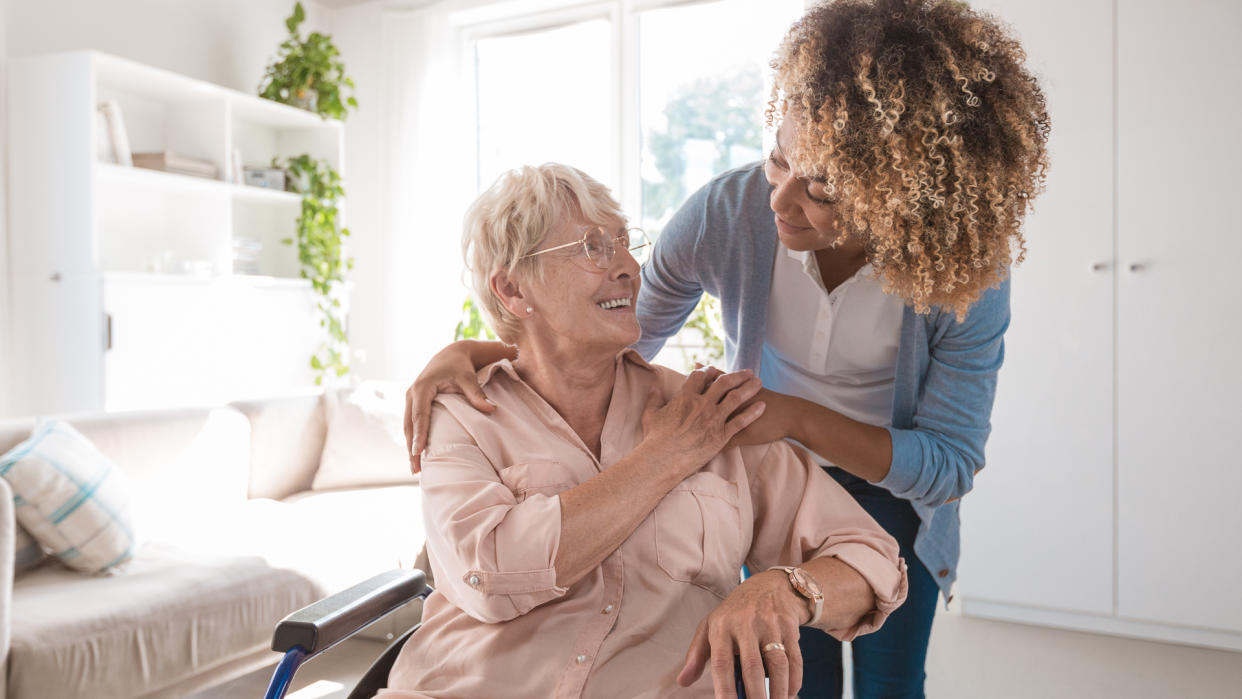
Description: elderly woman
379,163,907,699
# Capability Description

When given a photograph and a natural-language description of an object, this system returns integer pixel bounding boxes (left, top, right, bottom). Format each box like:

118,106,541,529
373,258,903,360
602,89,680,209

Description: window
638,0,805,233
461,0,807,368
475,19,614,191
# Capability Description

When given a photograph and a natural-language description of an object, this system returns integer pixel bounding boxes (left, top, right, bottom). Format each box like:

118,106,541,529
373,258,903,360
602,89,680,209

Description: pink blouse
382,350,908,698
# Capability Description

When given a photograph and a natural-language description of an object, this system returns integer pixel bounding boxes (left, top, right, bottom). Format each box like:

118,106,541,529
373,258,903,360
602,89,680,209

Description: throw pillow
312,381,418,490
14,521,48,574
0,420,136,573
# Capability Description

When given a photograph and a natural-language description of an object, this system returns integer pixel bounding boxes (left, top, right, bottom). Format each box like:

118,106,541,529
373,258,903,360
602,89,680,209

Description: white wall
324,0,460,386
0,1,8,416
320,0,389,382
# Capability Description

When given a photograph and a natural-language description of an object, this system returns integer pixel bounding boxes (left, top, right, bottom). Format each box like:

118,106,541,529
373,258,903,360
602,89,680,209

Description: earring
525,306,533,314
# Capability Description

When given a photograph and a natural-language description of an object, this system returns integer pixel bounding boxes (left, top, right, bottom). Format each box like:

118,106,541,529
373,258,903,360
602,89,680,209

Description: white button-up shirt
760,246,905,466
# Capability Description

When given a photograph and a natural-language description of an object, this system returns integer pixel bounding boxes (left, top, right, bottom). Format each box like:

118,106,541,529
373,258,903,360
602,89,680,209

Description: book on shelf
132,152,219,179
97,100,132,166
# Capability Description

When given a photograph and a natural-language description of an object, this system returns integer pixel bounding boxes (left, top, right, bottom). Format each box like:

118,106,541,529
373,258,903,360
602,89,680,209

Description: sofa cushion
51,405,253,539
8,542,320,699
0,420,136,573
229,393,327,501
313,381,418,491
165,485,426,597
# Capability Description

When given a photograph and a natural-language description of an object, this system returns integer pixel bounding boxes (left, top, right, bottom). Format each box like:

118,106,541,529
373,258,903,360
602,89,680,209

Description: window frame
454,0,802,219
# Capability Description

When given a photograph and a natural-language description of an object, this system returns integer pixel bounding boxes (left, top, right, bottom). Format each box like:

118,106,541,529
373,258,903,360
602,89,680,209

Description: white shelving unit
7,51,344,414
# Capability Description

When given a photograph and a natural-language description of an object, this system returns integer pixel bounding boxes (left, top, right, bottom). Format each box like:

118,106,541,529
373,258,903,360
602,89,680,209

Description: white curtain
376,2,476,383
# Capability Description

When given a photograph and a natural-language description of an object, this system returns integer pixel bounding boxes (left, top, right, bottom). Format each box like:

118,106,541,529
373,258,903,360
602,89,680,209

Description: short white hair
462,163,625,343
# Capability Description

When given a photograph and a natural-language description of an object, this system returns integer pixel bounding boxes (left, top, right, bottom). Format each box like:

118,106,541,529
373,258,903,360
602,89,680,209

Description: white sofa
0,389,429,699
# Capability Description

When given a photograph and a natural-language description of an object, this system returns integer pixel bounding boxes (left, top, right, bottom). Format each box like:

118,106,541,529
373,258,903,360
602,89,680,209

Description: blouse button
468,575,481,586
602,604,614,614
576,655,587,664
937,569,950,578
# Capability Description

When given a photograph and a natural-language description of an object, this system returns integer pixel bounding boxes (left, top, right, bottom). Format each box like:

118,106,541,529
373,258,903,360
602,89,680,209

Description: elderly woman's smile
509,218,645,357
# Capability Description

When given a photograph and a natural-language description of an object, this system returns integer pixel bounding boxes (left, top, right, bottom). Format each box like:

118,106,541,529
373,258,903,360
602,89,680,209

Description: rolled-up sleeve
420,403,568,624
744,442,908,641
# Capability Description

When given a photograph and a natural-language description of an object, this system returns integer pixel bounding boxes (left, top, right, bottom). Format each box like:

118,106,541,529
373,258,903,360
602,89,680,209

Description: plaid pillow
0,420,135,573
14,520,47,574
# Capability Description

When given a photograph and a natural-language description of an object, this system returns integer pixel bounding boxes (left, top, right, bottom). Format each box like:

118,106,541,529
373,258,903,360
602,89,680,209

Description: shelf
232,184,301,205
230,96,340,131
93,51,225,104
104,272,310,288
97,161,229,195
98,162,305,206
92,50,340,132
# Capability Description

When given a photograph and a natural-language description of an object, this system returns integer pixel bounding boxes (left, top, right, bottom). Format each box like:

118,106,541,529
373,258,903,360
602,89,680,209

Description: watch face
790,568,823,597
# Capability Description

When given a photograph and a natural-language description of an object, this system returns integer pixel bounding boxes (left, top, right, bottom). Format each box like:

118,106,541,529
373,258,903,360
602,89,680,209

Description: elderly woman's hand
676,570,809,699
693,365,800,450
639,369,766,479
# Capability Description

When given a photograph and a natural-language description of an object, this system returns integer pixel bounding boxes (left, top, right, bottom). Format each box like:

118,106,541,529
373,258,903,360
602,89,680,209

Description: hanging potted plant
279,154,353,384
258,2,358,120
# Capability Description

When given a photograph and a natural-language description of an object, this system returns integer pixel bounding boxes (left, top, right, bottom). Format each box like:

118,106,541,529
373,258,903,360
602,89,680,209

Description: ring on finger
761,642,786,653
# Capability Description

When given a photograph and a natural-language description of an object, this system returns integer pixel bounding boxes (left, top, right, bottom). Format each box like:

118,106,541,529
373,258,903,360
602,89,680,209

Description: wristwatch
768,566,824,625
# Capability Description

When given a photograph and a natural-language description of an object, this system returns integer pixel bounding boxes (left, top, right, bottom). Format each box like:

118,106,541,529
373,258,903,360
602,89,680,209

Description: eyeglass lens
583,227,650,268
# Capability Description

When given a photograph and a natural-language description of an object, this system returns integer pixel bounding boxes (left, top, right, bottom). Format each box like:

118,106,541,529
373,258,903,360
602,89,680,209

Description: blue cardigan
633,163,1009,602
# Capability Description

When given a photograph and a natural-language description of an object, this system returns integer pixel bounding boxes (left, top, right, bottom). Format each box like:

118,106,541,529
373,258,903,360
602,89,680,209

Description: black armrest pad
272,569,428,654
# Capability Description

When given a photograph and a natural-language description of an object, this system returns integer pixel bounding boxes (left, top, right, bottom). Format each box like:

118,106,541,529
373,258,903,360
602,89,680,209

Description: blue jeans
797,471,939,699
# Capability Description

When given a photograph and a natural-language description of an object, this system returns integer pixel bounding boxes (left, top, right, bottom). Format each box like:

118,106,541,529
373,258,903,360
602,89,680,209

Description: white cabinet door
103,277,222,411
10,273,106,414
104,277,323,411
958,0,1115,615
1117,0,1242,631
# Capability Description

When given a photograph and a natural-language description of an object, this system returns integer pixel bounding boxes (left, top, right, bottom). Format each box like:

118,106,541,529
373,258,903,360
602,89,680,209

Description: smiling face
762,117,848,252
495,212,642,360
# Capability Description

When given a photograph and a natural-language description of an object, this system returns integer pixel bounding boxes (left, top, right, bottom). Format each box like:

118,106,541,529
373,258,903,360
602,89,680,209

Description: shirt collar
477,347,655,387
784,245,875,285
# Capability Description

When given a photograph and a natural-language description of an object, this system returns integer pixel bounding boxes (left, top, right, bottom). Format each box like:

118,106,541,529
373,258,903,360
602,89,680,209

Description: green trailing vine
280,154,353,384
258,2,357,121
680,295,725,369
454,296,498,342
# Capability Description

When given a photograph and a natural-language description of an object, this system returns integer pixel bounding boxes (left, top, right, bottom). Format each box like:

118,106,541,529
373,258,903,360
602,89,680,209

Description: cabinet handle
105,314,112,351
1129,262,1149,273
1091,261,1112,272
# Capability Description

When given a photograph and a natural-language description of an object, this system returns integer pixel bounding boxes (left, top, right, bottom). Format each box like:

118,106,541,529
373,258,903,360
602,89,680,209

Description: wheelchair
262,569,433,699
261,569,756,699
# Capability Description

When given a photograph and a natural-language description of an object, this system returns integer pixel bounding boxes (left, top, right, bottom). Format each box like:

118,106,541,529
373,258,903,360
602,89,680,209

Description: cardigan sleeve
632,186,708,360
878,278,1010,508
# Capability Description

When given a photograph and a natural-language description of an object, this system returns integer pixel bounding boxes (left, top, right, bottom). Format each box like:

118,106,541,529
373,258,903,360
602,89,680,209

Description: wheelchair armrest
272,568,429,656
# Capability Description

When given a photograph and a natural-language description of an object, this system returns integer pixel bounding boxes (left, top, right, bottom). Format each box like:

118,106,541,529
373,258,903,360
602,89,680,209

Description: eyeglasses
522,226,651,269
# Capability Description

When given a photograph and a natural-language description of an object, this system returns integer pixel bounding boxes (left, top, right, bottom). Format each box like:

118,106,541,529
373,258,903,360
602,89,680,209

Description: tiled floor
197,605,1242,698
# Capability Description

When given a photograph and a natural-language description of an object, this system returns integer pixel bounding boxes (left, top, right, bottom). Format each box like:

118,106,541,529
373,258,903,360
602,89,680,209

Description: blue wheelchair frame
263,569,433,699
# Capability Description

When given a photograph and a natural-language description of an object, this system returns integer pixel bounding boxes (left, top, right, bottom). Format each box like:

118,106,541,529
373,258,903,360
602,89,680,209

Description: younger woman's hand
404,342,497,473
726,387,799,448
639,368,766,479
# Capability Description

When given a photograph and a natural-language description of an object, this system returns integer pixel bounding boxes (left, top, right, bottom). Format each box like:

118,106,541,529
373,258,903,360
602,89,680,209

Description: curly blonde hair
769,0,1050,319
